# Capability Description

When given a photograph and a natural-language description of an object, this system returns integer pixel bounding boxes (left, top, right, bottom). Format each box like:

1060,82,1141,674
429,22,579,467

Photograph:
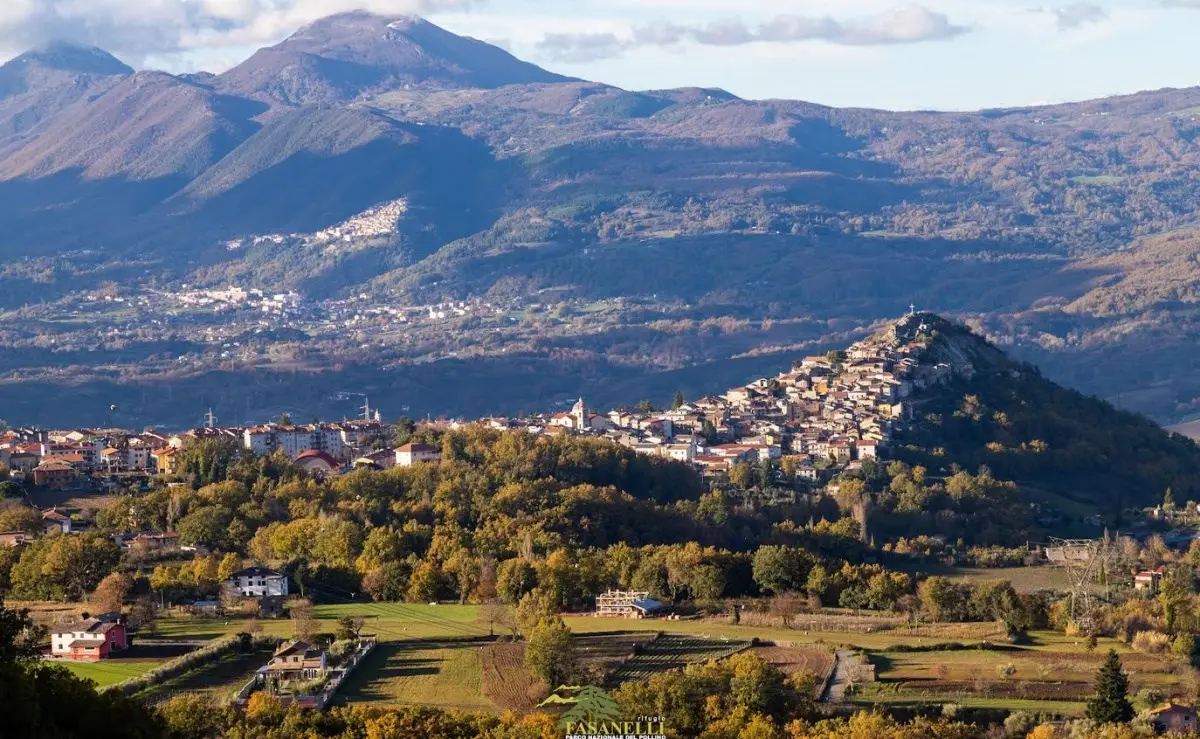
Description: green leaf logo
540,685,625,731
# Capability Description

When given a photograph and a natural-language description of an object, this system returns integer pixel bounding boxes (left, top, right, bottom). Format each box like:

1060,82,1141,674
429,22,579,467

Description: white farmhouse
225,567,289,597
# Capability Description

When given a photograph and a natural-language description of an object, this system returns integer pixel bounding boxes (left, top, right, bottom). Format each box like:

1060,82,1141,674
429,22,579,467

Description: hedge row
104,633,282,697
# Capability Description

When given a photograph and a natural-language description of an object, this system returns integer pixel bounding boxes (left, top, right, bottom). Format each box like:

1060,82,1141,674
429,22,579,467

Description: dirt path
820,649,855,703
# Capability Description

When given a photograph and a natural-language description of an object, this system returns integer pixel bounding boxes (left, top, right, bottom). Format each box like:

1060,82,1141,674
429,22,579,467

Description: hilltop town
0,312,972,499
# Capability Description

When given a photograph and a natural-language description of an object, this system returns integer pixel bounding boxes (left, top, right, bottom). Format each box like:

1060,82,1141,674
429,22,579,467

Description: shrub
1135,687,1166,711
1131,630,1171,654
1003,711,1037,738
1171,633,1195,659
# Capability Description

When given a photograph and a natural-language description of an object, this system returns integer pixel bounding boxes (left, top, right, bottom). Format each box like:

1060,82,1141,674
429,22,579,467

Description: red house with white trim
51,614,128,661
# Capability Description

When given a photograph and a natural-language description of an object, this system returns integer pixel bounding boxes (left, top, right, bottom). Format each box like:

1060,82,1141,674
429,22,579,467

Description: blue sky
2,0,1199,110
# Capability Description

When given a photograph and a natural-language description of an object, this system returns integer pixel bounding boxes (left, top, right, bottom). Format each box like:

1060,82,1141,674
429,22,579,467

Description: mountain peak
290,9,426,35
7,41,132,77
880,312,1011,376
217,11,571,103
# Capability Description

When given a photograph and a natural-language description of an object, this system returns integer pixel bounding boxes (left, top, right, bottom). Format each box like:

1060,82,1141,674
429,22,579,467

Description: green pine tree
672,390,686,409
1086,649,1134,725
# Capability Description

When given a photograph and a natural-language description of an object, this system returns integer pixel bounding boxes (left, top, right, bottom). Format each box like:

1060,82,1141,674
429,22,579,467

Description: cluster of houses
0,420,399,490
520,312,966,485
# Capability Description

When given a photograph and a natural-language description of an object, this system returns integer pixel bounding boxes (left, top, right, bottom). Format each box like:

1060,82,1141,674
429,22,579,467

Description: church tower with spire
572,397,587,429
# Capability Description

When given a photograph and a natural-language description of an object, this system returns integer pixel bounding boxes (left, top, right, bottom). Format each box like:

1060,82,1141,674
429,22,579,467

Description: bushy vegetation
899,368,1200,515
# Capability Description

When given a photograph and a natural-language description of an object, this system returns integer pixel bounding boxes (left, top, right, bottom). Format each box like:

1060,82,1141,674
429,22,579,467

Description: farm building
1146,703,1198,734
1135,566,1168,594
595,590,665,618
50,613,128,661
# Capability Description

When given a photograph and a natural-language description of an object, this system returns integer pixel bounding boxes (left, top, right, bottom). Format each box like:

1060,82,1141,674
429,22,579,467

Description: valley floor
40,602,1183,719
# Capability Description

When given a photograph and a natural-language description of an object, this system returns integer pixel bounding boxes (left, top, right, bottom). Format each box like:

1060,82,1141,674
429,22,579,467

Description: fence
234,636,378,711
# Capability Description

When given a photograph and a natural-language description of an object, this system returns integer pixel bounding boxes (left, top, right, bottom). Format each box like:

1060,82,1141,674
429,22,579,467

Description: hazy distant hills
3,11,1200,425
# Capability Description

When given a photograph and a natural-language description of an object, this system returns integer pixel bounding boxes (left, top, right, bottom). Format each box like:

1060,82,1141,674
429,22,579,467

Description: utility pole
204,408,218,429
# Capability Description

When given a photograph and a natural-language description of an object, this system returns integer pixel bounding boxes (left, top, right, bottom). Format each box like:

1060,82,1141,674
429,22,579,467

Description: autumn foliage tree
90,572,133,614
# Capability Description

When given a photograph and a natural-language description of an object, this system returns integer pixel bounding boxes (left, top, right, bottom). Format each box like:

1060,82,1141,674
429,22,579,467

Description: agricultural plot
480,643,543,712
949,566,1097,595
609,634,751,683
750,646,835,681
334,640,493,711
855,633,1190,716
574,632,660,675
59,658,165,688
135,644,277,706
564,614,1005,651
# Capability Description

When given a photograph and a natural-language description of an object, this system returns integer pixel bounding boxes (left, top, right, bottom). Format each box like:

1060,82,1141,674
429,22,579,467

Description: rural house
1134,566,1168,594
262,640,327,681
394,442,440,467
1146,703,1198,734
51,614,128,661
42,508,72,535
225,566,289,597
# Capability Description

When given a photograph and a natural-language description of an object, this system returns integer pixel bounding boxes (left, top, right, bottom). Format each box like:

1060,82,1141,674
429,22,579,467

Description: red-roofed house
42,508,72,535
33,460,76,489
394,443,440,467
51,615,128,660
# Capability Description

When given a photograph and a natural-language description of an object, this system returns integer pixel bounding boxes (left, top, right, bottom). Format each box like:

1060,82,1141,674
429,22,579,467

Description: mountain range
3,10,1200,428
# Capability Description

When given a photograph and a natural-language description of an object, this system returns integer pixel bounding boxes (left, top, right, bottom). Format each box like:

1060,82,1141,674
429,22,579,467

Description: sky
1,0,1199,110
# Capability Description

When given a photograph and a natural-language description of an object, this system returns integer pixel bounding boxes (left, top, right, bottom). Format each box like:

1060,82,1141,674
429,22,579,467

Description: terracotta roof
295,450,339,468
35,460,75,472
395,443,437,453
273,640,314,658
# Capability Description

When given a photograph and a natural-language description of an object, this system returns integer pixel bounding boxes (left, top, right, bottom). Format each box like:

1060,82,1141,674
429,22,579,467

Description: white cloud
535,3,968,63
1043,2,1108,29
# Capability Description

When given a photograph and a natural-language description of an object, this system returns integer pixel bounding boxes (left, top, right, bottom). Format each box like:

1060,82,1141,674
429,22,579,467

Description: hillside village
0,313,968,503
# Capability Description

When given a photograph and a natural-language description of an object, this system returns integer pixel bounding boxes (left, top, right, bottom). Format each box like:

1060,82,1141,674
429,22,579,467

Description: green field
151,603,488,642
59,658,164,687
949,565,1084,594
612,635,750,682
565,615,1003,650
335,641,493,710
